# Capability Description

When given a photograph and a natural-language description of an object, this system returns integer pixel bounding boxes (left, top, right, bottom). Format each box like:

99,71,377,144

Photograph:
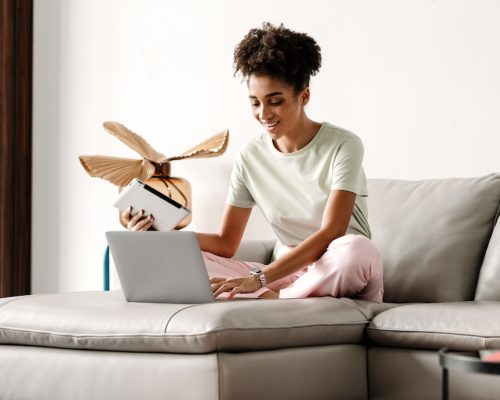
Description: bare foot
259,289,279,299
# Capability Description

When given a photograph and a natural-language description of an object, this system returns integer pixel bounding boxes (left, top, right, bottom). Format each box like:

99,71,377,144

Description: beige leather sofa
1,174,499,400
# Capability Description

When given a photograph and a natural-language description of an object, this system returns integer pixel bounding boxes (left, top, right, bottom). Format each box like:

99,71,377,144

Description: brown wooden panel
0,0,33,297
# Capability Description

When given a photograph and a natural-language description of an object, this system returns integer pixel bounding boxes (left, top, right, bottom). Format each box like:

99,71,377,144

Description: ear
300,87,310,106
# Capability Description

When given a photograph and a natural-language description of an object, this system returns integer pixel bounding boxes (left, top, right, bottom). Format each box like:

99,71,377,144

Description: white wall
33,0,500,293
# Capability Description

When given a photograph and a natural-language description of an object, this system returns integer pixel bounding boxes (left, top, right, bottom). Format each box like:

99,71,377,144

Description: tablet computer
113,178,191,231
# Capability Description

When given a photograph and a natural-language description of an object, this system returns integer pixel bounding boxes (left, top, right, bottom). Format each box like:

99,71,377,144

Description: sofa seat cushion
367,301,500,350
0,290,370,354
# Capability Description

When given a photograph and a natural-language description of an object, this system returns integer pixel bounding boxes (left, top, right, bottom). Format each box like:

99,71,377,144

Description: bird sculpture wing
102,121,168,163
79,155,156,187
166,129,229,161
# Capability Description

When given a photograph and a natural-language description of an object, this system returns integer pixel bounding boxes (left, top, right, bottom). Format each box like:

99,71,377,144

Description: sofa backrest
367,174,500,303
475,211,500,301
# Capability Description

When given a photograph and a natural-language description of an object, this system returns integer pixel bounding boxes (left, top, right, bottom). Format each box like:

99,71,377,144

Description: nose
258,104,273,121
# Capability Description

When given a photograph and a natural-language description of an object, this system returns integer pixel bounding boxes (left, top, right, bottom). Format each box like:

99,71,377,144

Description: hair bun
233,22,322,92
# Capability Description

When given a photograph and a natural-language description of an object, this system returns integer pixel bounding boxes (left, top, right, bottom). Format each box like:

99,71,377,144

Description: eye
250,101,259,107
269,99,283,106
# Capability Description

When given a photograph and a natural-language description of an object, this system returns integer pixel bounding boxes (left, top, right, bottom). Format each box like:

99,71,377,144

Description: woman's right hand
122,206,155,231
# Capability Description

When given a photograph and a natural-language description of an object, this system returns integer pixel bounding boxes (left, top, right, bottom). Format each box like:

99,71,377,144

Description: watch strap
250,268,268,288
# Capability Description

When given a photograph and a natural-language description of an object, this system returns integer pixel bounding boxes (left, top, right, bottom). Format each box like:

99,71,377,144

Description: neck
273,117,322,153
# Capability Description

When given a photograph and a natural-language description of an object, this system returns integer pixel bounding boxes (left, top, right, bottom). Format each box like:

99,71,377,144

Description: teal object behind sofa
103,246,110,291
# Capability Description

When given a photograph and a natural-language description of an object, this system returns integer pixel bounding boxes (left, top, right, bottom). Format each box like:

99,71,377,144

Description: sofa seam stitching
366,327,499,339
216,345,222,399
0,322,369,339
492,197,500,226
474,197,500,300
365,344,370,398
161,304,203,333
0,298,24,309
0,293,56,309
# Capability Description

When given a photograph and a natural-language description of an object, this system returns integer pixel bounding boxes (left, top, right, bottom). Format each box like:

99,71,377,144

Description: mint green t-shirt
226,122,371,245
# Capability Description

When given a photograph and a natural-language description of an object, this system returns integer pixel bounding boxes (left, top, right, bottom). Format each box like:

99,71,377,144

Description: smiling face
247,75,310,141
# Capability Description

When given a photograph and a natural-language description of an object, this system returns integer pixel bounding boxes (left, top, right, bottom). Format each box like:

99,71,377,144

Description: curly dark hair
233,22,322,93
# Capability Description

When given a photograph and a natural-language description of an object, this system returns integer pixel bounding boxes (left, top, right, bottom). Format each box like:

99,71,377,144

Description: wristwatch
250,267,268,288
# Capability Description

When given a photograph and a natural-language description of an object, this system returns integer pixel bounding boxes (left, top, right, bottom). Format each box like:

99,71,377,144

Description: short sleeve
331,135,368,196
226,151,255,208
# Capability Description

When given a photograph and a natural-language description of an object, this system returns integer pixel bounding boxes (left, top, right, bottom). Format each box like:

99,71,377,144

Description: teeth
265,122,278,127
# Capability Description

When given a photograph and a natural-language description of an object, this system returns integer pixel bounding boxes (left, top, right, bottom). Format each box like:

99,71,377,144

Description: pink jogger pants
203,234,384,302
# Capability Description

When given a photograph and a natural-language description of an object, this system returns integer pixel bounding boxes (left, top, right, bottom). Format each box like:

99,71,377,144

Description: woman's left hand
210,276,261,299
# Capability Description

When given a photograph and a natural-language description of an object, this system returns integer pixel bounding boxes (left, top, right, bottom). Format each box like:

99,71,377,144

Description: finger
127,211,141,229
214,283,236,298
147,215,157,231
211,280,226,292
122,206,133,222
139,215,154,231
127,209,145,230
132,215,154,232
227,287,240,300
209,278,226,284
131,209,145,224
211,278,240,292
129,214,150,232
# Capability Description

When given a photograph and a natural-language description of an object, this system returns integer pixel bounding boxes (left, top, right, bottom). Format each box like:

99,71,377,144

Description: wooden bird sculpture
79,121,229,229
79,121,229,187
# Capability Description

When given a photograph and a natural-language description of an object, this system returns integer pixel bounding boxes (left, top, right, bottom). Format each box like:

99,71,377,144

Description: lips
263,121,280,129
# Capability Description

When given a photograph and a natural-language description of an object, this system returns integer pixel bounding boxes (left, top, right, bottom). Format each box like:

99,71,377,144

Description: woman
124,22,384,302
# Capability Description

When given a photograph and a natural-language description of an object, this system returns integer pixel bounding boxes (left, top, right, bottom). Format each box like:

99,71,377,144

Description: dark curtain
0,0,33,297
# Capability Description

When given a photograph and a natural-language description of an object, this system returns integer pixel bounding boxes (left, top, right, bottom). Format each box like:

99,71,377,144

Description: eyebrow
248,92,283,99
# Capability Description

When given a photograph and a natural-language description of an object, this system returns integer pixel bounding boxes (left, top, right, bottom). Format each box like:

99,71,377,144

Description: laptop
105,230,215,304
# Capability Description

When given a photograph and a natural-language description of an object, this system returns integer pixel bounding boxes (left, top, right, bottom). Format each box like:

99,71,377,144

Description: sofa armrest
232,240,276,264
